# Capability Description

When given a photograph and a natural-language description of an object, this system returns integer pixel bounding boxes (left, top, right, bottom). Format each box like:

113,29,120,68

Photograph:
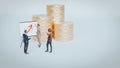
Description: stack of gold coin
32,15,51,42
47,5,64,38
47,5,64,23
54,22,73,41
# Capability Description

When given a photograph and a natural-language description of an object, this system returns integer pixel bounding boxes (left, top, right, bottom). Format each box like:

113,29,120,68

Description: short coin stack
32,15,51,42
54,22,73,41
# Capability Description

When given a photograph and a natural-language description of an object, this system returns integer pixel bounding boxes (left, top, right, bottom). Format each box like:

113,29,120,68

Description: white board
19,21,37,37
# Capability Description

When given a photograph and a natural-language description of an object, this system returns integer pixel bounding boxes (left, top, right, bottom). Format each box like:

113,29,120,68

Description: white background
0,0,120,68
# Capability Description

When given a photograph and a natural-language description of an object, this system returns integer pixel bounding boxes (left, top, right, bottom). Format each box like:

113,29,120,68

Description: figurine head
24,30,27,33
48,28,51,32
37,24,40,26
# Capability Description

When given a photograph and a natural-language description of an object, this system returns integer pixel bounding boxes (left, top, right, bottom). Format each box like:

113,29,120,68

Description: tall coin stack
32,15,51,42
47,5,64,38
47,5,73,41
47,5,64,23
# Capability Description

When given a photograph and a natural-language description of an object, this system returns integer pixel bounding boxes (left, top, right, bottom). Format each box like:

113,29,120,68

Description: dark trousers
46,41,52,52
24,41,28,53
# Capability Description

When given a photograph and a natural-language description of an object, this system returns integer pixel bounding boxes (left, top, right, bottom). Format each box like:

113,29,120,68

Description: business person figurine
45,28,52,53
37,24,41,47
23,30,31,54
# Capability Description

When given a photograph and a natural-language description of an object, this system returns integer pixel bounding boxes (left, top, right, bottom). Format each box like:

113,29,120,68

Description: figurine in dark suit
23,30,31,54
